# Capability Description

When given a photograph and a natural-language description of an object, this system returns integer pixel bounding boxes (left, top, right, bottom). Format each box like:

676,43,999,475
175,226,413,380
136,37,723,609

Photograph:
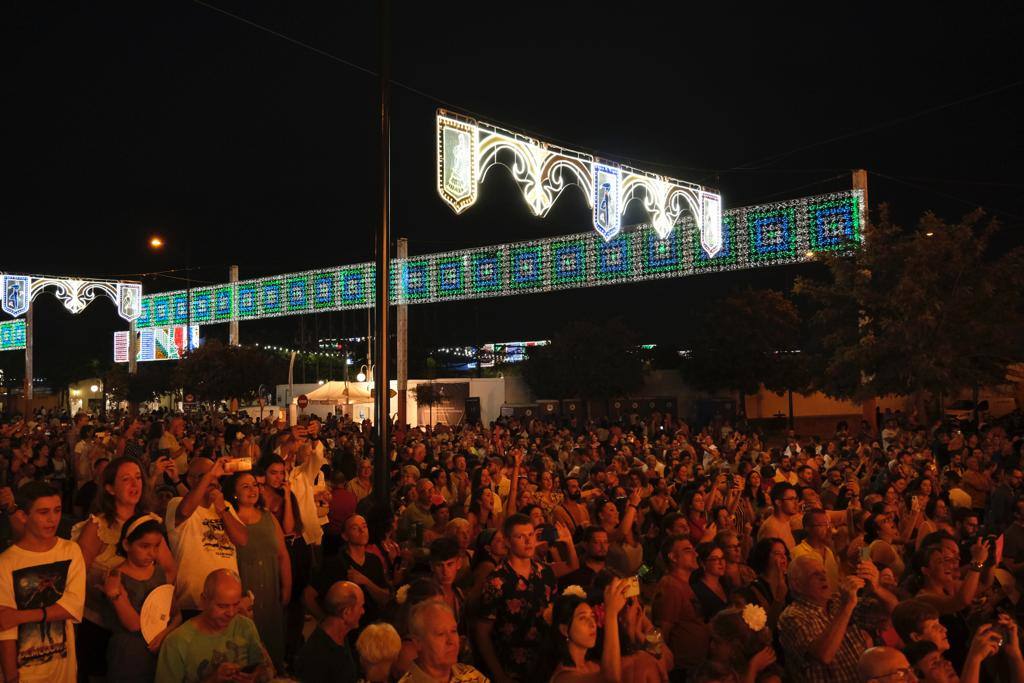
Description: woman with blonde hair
356,623,402,683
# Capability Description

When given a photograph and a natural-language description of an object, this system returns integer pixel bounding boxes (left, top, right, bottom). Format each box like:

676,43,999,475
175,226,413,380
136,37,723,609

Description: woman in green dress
227,471,292,672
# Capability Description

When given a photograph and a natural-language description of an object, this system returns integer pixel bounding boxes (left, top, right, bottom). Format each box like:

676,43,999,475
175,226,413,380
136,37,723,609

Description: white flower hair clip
395,584,410,605
742,604,768,632
561,585,587,599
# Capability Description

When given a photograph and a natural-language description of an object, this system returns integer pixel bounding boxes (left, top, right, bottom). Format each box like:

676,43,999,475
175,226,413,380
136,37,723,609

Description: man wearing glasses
857,646,917,682
779,555,867,683
758,483,799,551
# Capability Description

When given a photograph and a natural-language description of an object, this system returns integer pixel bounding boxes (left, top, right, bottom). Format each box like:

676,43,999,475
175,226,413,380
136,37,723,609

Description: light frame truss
436,109,724,248
131,190,864,330
0,273,142,322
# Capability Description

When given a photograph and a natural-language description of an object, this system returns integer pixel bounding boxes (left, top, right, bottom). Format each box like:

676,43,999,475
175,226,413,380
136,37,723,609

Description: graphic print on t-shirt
12,560,71,668
200,518,234,558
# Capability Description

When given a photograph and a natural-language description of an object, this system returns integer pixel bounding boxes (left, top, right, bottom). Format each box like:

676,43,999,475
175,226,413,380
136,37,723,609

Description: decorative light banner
437,110,723,247
113,325,199,363
0,319,27,351
0,274,142,322
134,190,864,329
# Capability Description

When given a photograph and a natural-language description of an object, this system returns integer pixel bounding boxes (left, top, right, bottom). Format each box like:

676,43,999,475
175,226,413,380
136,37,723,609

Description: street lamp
357,364,373,383
148,235,192,350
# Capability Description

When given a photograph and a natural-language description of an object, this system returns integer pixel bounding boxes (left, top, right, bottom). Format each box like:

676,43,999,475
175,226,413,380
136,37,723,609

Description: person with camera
166,456,249,619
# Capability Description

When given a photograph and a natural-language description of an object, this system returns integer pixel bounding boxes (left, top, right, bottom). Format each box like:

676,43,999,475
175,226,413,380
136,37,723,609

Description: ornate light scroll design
0,273,143,322
436,109,723,250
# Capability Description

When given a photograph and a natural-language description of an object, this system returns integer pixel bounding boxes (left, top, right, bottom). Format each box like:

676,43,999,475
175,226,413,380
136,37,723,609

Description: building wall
745,387,908,419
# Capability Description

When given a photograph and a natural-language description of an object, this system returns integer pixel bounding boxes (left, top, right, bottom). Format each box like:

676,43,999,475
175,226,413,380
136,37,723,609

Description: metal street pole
852,169,876,434
397,237,408,430
373,0,392,508
229,265,239,346
23,302,32,417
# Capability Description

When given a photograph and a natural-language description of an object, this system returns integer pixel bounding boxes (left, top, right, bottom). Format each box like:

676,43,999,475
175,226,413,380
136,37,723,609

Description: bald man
294,581,364,683
858,647,916,682
155,569,270,682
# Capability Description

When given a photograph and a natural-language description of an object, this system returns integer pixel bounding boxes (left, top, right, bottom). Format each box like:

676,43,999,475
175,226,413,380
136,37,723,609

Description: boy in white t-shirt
0,481,86,683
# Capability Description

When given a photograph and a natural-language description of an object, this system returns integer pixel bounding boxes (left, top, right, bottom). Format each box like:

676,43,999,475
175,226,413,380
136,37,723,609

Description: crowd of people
0,404,1023,683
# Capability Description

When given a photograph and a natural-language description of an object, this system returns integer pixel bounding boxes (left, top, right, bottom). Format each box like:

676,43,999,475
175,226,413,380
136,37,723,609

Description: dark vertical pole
373,0,392,508
23,302,33,417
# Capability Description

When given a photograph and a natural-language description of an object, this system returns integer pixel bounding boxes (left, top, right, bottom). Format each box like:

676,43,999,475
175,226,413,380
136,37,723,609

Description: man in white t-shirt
0,482,86,683
165,457,248,615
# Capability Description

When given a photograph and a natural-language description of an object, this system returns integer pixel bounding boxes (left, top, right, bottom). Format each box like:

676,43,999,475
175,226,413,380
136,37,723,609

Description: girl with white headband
101,512,179,683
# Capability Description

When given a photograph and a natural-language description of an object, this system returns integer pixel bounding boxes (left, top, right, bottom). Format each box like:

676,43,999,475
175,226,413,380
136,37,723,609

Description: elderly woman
355,623,402,683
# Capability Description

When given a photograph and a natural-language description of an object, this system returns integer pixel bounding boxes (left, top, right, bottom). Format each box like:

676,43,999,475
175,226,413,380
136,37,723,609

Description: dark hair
891,599,941,643
14,481,60,513
924,492,950,520
904,640,940,668
471,529,499,570
953,507,979,526
551,594,590,667
770,482,795,504
257,454,285,471
801,508,826,531
392,578,443,637
747,537,789,574
222,471,258,508
502,512,532,539
466,487,491,519
660,511,686,534
428,536,460,564
95,456,148,525
520,503,542,520
115,513,165,557
581,525,607,544
659,534,689,566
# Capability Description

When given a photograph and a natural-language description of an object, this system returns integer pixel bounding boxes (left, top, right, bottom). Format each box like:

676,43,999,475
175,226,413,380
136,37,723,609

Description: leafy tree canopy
794,206,1024,400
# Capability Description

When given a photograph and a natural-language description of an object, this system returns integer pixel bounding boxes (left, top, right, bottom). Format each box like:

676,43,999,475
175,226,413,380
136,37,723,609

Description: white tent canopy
303,381,395,404
304,381,374,404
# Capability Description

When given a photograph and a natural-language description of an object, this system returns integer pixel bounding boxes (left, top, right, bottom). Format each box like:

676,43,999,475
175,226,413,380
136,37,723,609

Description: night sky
5,2,1023,377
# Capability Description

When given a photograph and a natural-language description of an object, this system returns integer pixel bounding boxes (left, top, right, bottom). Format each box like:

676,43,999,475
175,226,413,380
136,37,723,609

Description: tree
104,363,174,406
794,206,1024,404
682,288,808,411
521,319,642,400
173,340,287,404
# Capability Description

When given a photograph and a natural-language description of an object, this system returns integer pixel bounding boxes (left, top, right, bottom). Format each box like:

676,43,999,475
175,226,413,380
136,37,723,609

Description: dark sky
5,2,1023,376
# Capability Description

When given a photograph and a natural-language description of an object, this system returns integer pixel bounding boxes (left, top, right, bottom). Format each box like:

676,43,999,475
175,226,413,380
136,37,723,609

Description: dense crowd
0,404,1023,683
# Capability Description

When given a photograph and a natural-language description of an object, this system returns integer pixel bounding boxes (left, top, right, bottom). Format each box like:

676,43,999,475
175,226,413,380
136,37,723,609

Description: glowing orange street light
149,236,164,249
